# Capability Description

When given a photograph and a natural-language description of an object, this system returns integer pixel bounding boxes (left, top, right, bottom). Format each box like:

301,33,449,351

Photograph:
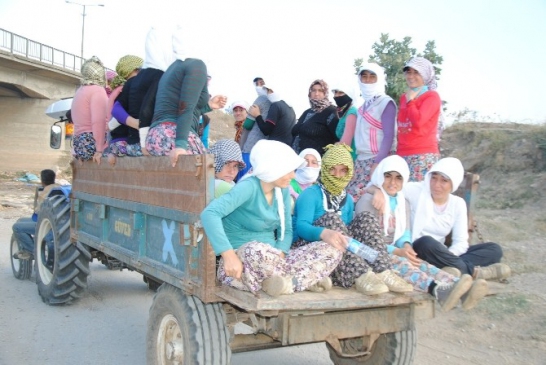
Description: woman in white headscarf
289,148,322,201
201,140,343,297
145,26,227,167
406,157,510,281
357,155,489,311
346,63,397,203
397,57,441,181
331,81,358,161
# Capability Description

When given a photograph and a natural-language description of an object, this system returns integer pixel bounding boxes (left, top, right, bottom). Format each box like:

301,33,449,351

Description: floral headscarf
403,57,437,90
308,79,332,113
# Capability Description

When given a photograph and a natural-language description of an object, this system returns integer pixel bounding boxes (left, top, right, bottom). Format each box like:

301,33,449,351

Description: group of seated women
203,139,510,312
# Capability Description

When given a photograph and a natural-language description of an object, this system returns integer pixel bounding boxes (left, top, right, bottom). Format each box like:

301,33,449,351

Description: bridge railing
0,28,83,73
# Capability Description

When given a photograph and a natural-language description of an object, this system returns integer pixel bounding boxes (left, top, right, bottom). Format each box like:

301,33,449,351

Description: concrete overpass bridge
0,28,85,173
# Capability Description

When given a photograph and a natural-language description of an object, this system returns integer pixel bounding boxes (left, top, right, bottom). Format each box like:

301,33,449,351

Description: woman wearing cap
357,155,489,311
145,26,227,167
201,140,342,297
293,144,412,295
404,157,510,281
71,56,109,164
331,82,358,161
209,139,245,198
345,63,397,203
397,57,442,181
291,79,339,156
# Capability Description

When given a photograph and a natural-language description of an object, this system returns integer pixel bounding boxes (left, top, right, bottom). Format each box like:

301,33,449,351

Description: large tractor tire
35,195,91,305
147,284,231,365
10,234,32,280
327,328,416,365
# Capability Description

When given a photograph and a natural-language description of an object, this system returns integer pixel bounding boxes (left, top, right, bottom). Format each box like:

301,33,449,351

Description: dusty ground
1,122,545,364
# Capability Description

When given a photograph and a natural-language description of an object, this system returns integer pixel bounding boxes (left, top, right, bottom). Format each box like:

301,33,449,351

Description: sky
1,0,545,123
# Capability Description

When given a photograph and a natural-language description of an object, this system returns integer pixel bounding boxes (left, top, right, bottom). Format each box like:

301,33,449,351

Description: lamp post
65,1,104,60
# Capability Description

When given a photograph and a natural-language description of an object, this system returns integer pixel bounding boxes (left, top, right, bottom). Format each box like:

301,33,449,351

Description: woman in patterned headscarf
397,57,442,181
209,139,245,198
108,54,143,159
291,79,339,156
293,143,412,295
71,56,108,164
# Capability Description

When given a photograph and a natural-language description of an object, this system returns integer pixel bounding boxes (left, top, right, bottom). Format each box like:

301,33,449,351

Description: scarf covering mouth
81,56,106,86
319,143,354,196
357,62,387,101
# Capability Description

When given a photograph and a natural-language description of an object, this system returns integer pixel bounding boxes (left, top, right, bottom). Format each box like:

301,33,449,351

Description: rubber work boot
475,263,511,281
376,270,413,293
461,279,488,311
433,274,473,312
307,277,333,293
262,275,294,297
355,272,389,295
442,266,462,278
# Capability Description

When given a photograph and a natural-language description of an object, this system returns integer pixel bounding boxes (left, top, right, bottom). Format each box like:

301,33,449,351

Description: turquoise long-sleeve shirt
293,184,354,242
201,176,293,255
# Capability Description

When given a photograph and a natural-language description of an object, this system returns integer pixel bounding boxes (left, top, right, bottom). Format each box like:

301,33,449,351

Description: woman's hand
170,147,189,167
126,116,139,130
320,229,347,252
221,249,243,279
93,151,102,165
209,95,228,110
394,243,421,267
405,87,422,102
371,188,386,214
248,105,261,118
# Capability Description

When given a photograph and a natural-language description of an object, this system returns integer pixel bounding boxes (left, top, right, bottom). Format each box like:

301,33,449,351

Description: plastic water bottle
345,236,379,264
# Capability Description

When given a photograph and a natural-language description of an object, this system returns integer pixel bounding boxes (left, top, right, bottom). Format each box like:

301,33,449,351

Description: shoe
355,272,389,295
262,275,294,297
433,274,473,312
12,251,33,260
376,270,413,293
442,267,461,278
461,279,488,310
474,263,511,281
307,277,333,293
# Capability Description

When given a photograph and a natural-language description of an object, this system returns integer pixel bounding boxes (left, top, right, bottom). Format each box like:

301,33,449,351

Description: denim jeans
12,217,36,253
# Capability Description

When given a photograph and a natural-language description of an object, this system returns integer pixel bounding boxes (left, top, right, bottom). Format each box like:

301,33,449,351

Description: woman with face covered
357,155,489,311
291,80,339,156
331,81,358,161
293,144,412,296
346,63,397,203
201,140,343,297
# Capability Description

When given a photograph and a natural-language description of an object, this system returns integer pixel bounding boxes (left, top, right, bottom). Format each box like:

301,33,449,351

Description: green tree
354,33,443,104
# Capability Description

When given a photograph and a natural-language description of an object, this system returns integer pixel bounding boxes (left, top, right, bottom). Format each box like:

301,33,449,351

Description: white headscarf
330,80,359,105
357,63,387,101
295,148,321,185
368,155,409,242
142,27,175,71
250,140,306,241
411,157,465,242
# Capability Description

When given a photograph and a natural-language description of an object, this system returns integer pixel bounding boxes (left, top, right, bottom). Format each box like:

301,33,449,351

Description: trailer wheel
35,195,91,305
147,284,231,365
327,328,416,365
10,234,32,280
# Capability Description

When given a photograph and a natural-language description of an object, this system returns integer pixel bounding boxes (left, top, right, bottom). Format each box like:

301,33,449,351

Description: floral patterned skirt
217,241,342,293
391,255,458,292
346,157,375,202
294,211,392,288
72,132,106,161
402,153,440,182
145,122,206,155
